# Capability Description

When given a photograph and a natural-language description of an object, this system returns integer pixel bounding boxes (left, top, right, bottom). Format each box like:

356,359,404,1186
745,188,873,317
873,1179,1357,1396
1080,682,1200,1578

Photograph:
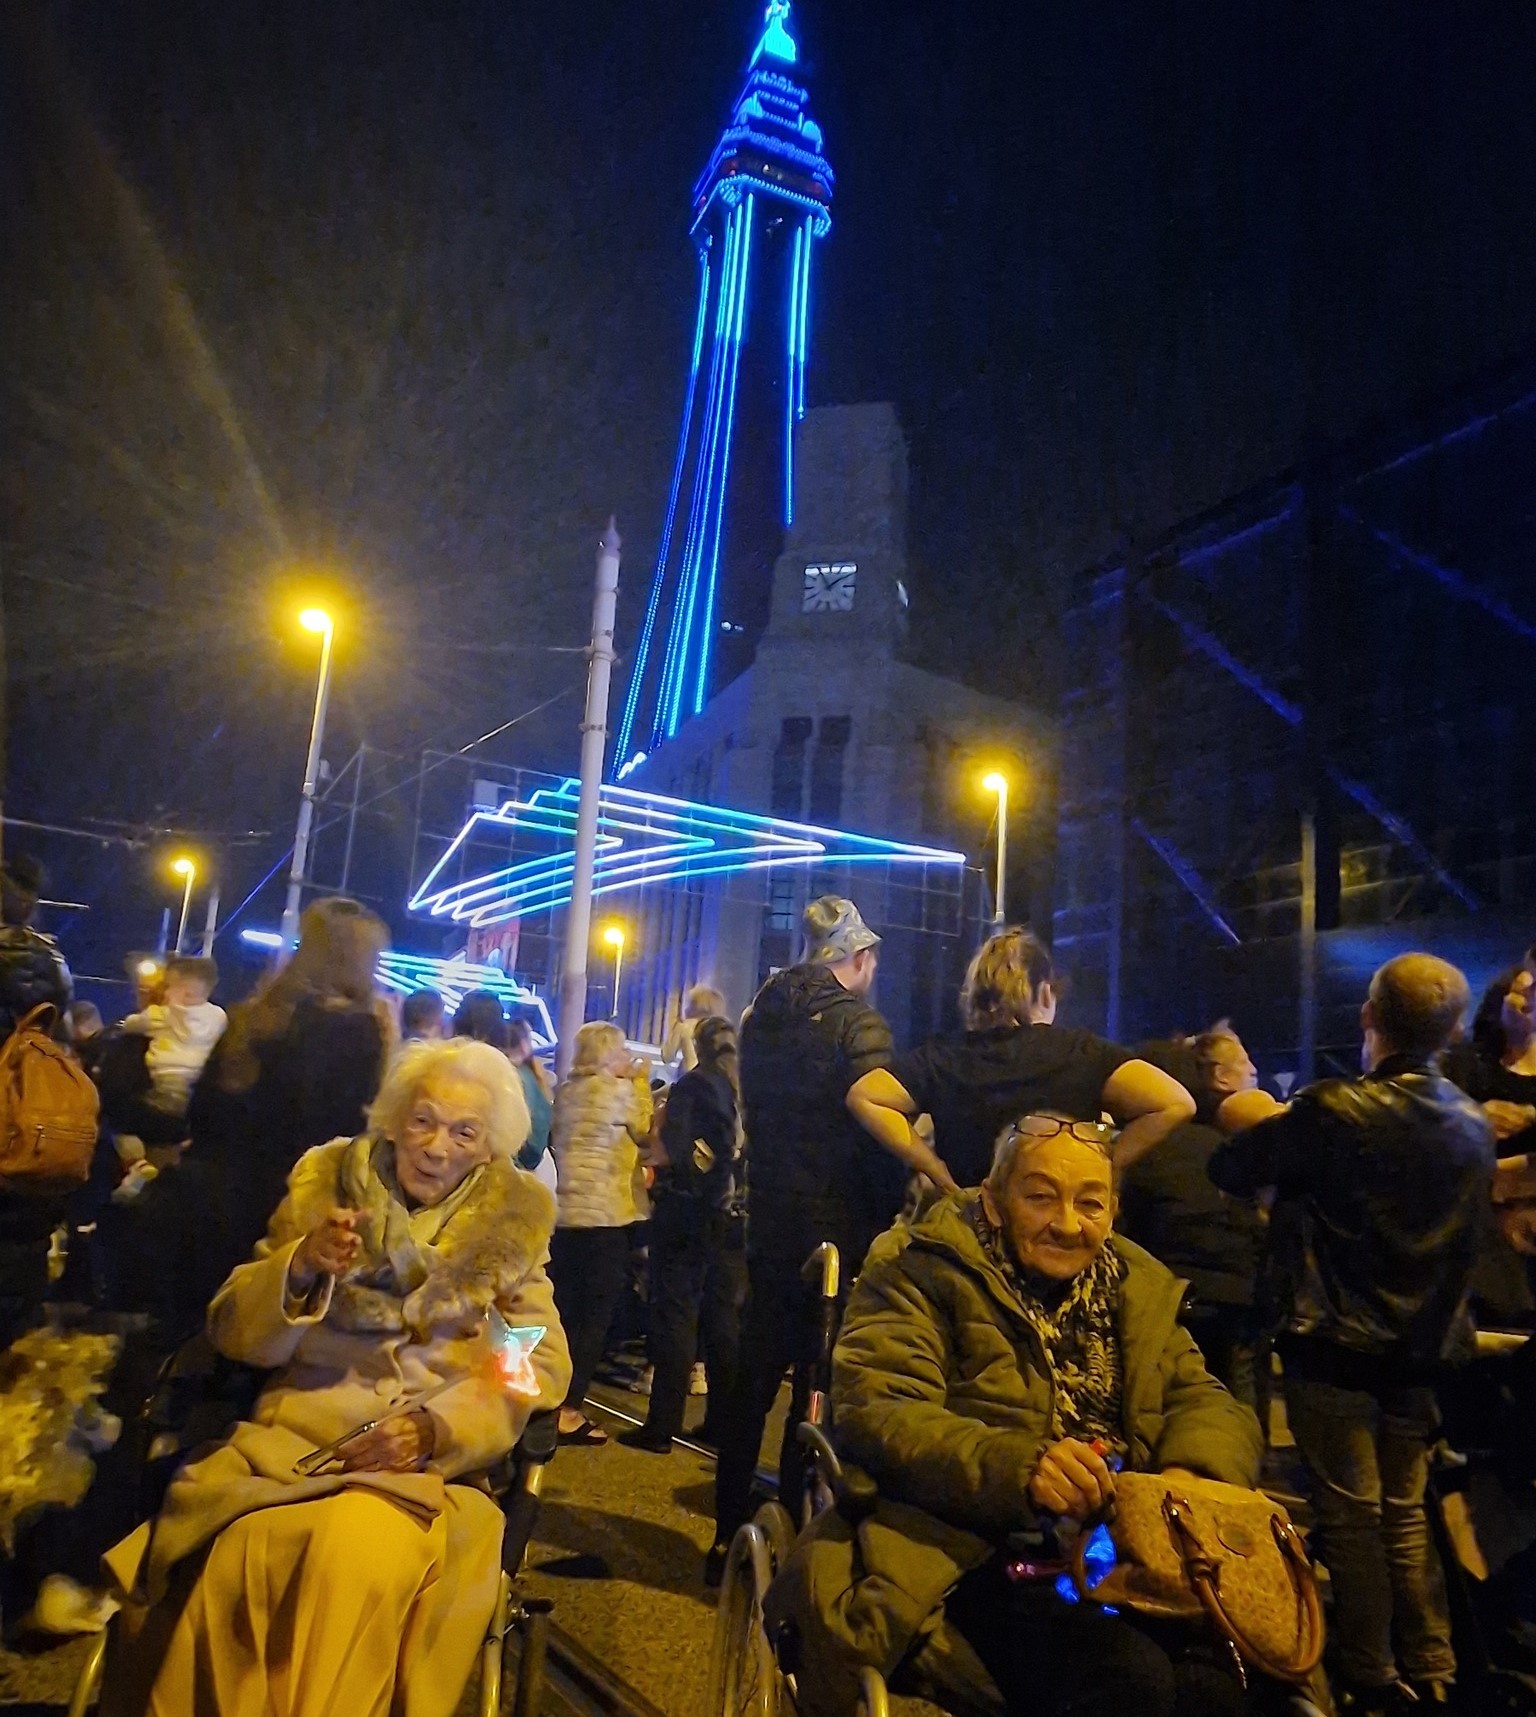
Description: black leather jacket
740,963,901,1240
0,925,72,1040
1208,1056,1496,1367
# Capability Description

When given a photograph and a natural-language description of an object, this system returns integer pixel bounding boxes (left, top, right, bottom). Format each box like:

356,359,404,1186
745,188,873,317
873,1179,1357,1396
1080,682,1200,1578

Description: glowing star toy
409,777,966,930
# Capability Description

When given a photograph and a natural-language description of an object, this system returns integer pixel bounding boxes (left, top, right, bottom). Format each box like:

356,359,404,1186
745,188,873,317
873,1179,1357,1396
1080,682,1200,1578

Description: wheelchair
65,1337,561,1717
708,1240,1004,1717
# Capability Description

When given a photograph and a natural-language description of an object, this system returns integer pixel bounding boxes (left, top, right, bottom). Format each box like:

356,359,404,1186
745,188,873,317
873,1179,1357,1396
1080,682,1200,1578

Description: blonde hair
568,1020,626,1077
685,983,726,1019
960,928,1055,1030
369,1037,530,1161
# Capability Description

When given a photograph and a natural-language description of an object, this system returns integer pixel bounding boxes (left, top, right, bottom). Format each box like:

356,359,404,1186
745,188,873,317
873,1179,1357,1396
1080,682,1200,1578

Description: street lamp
602,924,626,1019
280,607,337,948
171,857,196,955
982,771,1010,928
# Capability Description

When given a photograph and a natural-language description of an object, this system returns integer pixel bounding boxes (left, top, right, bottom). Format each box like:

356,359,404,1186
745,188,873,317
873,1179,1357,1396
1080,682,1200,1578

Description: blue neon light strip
614,249,713,770
656,207,740,741
694,192,755,715
665,199,747,738
796,213,812,415
784,224,802,525
409,779,966,930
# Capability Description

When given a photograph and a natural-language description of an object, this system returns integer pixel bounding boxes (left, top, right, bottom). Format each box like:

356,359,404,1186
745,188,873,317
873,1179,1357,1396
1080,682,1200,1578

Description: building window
770,717,813,818
807,715,851,824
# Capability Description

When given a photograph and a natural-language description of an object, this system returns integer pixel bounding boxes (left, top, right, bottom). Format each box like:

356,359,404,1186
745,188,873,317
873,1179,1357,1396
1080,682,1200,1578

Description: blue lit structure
614,0,833,769
409,778,964,930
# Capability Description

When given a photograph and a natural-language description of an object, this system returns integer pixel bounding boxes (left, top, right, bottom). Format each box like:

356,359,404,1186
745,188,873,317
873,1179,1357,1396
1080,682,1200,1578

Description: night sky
4,0,1536,987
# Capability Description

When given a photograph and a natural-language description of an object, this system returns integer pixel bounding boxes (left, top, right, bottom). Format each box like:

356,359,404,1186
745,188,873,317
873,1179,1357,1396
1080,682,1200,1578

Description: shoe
689,1362,708,1396
617,1425,675,1454
704,1541,730,1589
1338,1680,1420,1717
1408,1683,1455,1710
25,1575,120,1637
636,1365,654,1397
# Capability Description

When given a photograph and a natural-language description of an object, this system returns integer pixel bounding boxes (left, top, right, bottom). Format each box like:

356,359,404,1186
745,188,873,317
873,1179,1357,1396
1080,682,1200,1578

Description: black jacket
0,925,72,1040
739,963,901,1241
1119,1119,1265,1308
1208,1057,1496,1368
658,1067,739,1209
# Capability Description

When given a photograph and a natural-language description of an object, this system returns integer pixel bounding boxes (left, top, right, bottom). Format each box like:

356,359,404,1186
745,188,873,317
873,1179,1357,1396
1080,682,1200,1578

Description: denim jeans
1284,1373,1455,1685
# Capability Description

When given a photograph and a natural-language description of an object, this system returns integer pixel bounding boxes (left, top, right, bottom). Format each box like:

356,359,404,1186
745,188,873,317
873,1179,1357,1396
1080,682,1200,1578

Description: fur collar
273,1136,556,1337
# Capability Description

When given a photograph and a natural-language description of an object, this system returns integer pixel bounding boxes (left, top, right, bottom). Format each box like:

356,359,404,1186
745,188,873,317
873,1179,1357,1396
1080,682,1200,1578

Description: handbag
1070,1471,1324,1683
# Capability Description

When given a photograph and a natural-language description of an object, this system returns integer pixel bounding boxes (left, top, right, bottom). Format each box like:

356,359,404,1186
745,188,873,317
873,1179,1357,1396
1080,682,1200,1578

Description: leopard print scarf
972,1201,1126,1450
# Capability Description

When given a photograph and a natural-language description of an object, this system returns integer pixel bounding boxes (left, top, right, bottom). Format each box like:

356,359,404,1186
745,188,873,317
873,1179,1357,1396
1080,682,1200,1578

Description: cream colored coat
551,1070,653,1229
107,1137,572,1604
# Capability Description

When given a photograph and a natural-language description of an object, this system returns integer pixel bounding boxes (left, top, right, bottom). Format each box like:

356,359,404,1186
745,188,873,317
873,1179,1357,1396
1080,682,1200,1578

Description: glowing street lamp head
171,856,196,879
136,958,161,979
298,607,333,635
602,925,626,950
982,771,1008,796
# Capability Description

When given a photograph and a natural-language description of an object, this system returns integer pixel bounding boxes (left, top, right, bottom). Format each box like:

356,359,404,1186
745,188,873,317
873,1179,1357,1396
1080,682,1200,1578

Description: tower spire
613,2,834,773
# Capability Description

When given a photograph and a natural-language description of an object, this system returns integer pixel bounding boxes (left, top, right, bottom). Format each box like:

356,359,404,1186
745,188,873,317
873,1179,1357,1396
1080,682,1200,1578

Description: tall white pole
280,619,335,948
174,869,196,955
200,886,221,957
993,778,1009,928
556,519,621,1076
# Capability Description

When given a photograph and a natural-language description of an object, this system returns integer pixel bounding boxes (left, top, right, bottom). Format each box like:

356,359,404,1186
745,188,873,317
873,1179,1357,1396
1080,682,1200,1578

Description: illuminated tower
613,0,833,772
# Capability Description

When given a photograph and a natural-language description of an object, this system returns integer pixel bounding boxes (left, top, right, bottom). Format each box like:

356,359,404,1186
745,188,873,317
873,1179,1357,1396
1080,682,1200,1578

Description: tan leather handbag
1070,1472,1325,1684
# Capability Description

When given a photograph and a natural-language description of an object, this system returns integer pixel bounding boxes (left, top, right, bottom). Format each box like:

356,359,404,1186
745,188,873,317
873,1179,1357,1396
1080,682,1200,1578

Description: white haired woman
101,1037,572,1717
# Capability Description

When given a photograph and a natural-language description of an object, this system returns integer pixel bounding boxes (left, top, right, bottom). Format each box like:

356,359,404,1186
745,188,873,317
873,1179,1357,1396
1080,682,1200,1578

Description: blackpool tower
613,1,833,773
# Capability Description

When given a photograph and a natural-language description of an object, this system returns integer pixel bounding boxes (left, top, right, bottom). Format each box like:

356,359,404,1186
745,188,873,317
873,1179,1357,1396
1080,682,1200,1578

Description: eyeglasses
1005,1118,1115,1147
404,1108,486,1150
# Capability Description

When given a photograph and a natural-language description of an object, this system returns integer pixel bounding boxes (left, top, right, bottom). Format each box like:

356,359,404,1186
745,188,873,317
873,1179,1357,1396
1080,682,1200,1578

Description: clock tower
760,402,911,660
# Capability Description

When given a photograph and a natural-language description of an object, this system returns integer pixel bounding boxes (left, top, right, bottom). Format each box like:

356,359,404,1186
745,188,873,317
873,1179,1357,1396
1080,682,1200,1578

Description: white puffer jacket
552,1071,653,1230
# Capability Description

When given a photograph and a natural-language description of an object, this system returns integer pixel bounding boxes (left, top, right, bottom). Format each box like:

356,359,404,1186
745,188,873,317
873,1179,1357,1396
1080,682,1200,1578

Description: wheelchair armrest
496,1409,560,1579
515,1409,560,1468
796,1421,878,1523
800,1241,841,1301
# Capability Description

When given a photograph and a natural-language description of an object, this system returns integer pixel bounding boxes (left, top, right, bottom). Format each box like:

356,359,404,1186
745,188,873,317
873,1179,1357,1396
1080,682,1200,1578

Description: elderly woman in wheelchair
98,1036,572,1717
757,1112,1269,1717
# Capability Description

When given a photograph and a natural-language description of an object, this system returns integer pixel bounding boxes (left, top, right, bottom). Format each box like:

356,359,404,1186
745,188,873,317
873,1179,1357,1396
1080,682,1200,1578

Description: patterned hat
802,896,882,965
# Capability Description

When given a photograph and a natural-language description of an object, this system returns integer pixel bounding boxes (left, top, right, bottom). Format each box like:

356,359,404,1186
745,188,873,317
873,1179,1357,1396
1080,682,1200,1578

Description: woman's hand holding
291,1207,363,1289
1027,1438,1116,1521
338,1408,436,1473
1485,1100,1536,1142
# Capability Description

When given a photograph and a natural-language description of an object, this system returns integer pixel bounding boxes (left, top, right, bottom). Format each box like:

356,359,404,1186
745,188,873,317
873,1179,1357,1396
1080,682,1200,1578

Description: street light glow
982,771,1008,795
298,607,333,635
171,856,196,878
602,925,626,948
136,958,161,978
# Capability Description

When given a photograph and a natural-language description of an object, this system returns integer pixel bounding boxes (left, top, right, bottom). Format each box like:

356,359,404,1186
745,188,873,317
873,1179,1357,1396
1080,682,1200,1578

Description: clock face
802,562,857,613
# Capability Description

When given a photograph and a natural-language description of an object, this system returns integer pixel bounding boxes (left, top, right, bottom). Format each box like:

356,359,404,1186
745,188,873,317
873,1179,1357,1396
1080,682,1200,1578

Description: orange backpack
0,1005,99,1192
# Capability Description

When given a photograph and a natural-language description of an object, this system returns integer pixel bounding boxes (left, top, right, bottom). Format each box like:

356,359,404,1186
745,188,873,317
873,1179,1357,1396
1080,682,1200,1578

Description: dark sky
4,0,1536,977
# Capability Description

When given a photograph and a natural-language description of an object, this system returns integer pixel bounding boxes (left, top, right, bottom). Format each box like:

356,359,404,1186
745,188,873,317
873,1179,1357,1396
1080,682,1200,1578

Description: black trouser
946,1560,1250,1717
550,1225,632,1410
642,1198,745,1440
712,1200,870,1546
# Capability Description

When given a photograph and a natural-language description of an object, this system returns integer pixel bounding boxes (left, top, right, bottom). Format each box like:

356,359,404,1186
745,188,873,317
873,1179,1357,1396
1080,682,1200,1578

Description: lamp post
280,608,336,949
603,925,626,1020
171,857,196,955
982,771,1010,928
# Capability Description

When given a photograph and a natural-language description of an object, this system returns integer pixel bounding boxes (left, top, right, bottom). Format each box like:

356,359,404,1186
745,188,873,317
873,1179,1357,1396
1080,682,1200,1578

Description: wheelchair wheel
708,1522,783,1717
753,1500,796,1574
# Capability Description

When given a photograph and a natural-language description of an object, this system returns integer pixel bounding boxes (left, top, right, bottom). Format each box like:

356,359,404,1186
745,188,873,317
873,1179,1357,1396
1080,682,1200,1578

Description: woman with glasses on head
766,1109,1263,1717
101,1036,571,1717
847,926,1195,1189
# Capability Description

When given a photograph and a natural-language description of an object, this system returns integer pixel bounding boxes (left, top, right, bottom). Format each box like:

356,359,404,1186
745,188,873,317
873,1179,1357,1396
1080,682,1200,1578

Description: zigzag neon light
409,780,965,930
375,951,556,1048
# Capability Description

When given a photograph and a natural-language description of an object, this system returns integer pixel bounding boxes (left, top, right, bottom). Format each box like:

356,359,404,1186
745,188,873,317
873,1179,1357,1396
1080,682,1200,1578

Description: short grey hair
369,1037,530,1162
988,1111,1116,1187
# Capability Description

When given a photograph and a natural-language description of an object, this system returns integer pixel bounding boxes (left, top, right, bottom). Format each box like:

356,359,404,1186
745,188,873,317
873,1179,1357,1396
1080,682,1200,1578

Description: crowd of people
0,850,1533,1717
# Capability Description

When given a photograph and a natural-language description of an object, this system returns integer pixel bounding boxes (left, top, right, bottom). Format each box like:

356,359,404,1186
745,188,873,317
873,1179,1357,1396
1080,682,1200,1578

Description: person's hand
338,1408,435,1473
291,1208,363,1288
1484,1100,1536,1142
1497,1201,1536,1257
1027,1438,1116,1520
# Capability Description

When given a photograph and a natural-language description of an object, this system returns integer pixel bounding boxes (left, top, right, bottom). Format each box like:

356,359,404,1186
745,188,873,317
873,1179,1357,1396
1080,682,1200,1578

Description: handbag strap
1162,1495,1326,1683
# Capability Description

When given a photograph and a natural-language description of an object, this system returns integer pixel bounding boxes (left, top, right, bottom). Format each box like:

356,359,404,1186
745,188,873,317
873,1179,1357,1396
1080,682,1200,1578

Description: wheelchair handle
800,1241,840,1301
797,1421,878,1522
